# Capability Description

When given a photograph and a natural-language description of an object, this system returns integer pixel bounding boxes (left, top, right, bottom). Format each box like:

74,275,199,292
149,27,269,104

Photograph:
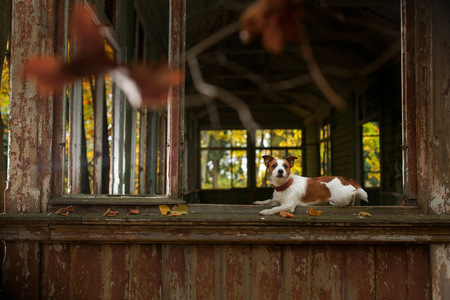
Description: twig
214,52,313,91
186,22,260,133
298,25,347,109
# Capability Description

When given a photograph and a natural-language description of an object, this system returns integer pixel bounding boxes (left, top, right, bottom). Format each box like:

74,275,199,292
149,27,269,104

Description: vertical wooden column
401,0,417,203
412,0,450,298
6,0,57,213
166,0,186,198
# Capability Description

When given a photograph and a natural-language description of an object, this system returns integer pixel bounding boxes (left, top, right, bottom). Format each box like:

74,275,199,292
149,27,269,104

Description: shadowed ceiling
137,0,401,128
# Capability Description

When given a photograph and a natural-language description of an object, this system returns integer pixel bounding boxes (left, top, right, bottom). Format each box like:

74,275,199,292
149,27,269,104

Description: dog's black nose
278,169,284,175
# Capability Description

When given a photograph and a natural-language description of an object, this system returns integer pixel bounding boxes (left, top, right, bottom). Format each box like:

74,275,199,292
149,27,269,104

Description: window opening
255,129,302,188
320,122,331,176
362,121,381,188
200,130,248,189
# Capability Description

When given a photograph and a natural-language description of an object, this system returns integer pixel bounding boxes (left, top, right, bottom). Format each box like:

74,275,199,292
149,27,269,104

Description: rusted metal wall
1,242,431,300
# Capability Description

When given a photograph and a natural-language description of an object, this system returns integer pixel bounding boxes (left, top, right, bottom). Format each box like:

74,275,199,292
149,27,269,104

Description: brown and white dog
254,155,368,215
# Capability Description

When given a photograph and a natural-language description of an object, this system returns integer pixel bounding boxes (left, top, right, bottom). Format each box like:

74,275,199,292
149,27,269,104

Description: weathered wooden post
166,0,186,199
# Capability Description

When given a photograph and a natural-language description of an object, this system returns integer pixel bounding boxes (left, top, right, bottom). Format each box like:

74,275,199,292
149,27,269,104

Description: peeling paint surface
1,242,433,299
431,244,450,299
6,0,56,213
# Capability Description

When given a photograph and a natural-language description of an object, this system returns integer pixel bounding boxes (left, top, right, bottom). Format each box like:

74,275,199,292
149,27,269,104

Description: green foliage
362,121,380,187
201,130,248,189
201,129,303,189
320,124,331,176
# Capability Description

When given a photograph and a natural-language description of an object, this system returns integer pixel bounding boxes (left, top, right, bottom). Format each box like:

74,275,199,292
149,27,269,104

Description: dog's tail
346,178,369,203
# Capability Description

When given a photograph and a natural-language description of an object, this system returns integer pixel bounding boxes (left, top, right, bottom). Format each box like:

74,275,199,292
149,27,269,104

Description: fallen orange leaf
171,204,189,216
280,211,294,218
159,205,171,216
308,207,322,216
359,212,372,218
129,209,140,215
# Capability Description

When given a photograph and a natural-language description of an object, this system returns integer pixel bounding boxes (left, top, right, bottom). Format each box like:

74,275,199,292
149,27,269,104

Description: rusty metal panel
223,245,252,300
407,245,431,300
128,244,162,299
41,243,70,299
282,245,312,299
162,244,190,299
375,245,408,299
311,245,345,300
190,245,218,299
251,245,282,300
0,242,435,299
99,244,130,300
2,241,40,300
69,244,101,299
344,245,376,299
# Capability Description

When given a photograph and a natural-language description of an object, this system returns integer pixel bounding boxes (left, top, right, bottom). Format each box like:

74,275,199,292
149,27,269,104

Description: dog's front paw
253,201,264,205
259,209,275,216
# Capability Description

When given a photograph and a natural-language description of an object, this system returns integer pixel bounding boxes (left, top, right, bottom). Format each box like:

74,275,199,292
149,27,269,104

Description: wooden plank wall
304,121,320,177
2,242,431,300
330,98,355,180
379,63,403,205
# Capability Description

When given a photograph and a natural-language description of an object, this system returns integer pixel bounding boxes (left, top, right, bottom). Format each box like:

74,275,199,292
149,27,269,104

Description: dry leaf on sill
280,211,294,218
308,208,322,216
159,205,171,216
359,212,372,218
103,208,111,217
170,204,189,216
129,208,140,215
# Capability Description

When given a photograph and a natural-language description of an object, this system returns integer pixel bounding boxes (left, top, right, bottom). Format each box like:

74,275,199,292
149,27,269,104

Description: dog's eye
271,164,277,168
283,164,288,169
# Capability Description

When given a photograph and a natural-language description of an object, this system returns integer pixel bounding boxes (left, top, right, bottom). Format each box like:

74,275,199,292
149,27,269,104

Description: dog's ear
285,156,298,168
262,155,275,167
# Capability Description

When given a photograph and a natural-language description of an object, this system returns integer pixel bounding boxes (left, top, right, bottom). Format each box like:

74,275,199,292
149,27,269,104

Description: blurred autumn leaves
23,4,182,110
24,0,345,111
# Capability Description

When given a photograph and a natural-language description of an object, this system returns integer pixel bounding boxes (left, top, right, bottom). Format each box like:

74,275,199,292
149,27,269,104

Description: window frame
60,1,170,198
199,129,249,190
319,121,332,176
198,128,304,191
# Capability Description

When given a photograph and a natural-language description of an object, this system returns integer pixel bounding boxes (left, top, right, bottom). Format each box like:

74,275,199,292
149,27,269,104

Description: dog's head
262,155,298,182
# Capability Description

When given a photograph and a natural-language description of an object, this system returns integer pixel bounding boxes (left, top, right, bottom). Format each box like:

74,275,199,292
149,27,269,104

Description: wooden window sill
1,205,449,244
